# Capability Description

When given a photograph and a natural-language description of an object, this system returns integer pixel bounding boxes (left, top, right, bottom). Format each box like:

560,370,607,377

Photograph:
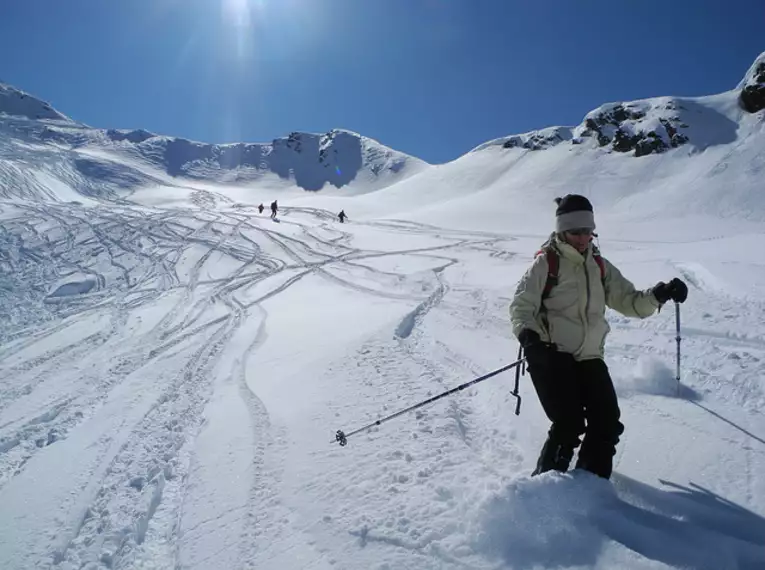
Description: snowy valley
0,52,764,570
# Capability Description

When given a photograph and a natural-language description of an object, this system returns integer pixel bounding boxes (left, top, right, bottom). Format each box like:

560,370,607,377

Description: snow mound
0,83,71,122
472,472,616,567
46,273,100,300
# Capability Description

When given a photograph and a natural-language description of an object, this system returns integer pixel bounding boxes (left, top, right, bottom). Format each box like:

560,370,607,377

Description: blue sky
1,0,762,163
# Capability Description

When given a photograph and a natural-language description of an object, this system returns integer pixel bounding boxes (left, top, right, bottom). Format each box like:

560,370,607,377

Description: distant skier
510,194,688,480
338,210,347,223
270,200,278,219
258,203,264,214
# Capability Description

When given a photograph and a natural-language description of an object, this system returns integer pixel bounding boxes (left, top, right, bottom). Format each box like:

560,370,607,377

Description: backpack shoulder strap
536,247,559,301
592,250,607,290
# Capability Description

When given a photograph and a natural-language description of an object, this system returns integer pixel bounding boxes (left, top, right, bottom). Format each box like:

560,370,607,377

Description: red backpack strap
593,252,607,288
593,254,606,281
537,248,558,301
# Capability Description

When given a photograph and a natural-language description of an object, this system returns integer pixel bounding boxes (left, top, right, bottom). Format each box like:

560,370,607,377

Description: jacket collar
549,232,592,264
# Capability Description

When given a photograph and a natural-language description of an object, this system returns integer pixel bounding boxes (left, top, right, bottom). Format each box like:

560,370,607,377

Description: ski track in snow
0,200,764,570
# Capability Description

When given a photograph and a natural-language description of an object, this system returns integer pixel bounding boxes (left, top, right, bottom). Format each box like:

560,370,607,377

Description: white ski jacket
510,234,659,361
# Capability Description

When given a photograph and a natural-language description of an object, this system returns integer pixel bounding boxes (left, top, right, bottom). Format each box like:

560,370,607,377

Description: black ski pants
526,350,624,479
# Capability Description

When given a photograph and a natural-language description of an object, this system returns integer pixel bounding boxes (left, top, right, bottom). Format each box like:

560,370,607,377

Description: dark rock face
660,119,689,148
578,103,688,157
740,60,765,113
612,129,639,153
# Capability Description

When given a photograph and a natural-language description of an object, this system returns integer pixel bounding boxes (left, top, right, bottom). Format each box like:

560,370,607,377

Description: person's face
563,228,593,253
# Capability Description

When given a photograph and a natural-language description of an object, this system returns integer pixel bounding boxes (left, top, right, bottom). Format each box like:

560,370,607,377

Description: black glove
653,277,688,304
518,329,556,376
518,329,555,355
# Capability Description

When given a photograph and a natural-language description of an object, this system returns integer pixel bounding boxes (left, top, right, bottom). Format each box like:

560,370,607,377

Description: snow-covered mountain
1,53,764,570
1,52,762,211
477,52,765,158
0,86,427,199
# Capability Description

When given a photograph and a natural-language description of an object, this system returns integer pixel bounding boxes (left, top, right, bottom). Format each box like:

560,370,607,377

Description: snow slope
1,53,764,570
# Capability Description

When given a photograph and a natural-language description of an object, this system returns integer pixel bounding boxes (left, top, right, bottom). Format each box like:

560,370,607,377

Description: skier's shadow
602,474,765,570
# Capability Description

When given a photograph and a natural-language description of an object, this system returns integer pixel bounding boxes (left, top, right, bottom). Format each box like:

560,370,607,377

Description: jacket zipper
580,253,591,356
583,253,591,322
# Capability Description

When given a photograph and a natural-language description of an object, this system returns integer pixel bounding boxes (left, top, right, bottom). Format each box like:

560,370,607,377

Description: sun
220,0,266,60
222,0,258,29
216,0,318,63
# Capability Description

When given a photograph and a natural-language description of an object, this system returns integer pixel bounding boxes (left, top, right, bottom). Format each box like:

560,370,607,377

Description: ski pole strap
334,357,527,446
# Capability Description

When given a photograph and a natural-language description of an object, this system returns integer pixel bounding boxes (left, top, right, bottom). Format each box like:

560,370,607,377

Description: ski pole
514,344,525,415
333,357,526,446
675,302,681,397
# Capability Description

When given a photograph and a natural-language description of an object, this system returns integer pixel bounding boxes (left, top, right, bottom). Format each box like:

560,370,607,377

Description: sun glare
221,0,262,60
222,0,256,29
217,0,320,64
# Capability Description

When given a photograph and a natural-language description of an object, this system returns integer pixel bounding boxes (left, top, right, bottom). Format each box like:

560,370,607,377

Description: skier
510,194,688,480
338,209,347,223
258,203,264,214
270,200,278,219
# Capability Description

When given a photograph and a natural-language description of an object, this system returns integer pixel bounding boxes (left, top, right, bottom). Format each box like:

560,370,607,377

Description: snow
737,51,765,91
0,111,428,200
0,82,72,122
1,53,765,569
47,275,98,298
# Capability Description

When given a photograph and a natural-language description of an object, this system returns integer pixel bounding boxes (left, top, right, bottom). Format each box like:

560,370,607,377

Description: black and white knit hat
554,194,596,233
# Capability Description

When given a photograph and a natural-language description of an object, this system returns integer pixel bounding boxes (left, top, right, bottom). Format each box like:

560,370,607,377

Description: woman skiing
510,194,688,479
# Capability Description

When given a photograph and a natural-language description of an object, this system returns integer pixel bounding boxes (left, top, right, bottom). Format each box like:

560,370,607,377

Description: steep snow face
0,83,71,122
739,51,765,113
